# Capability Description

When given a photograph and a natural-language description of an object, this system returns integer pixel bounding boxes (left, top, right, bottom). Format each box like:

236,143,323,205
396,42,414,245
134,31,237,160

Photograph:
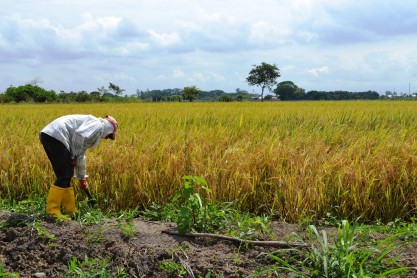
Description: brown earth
0,211,416,277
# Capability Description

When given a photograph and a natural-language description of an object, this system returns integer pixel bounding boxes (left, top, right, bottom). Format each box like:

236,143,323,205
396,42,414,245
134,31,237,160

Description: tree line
0,83,386,104
0,62,405,103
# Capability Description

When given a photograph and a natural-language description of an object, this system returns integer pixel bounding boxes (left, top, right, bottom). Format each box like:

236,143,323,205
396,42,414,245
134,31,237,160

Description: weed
197,272,212,278
176,175,211,235
85,225,108,244
115,209,139,238
251,220,409,277
159,248,187,277
32,221,56,241
227,213,272,240
140,202,178,222
0,263,19,277
76,203,107,225
159,259,186,277
117,221,138,238
67,255,126,277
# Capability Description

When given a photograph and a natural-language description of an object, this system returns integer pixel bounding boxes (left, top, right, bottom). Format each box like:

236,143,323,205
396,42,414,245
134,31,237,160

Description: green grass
0,189,415,277
250,220,411,277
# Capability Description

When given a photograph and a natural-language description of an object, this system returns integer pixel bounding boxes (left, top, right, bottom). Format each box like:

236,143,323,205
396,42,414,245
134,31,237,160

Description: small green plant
159,260,186,277
251,220,409,277
0,263,19,277
227,213,272,240
141,201,179,222
8,197,46,216
159,248,186,277
323,208,341,227
176,175,210,235
85,225,108,244
115,209,139,238
67,255,126,277
197,272,212,278
0,213,35,230
76,201,108,225
32,221,56,241
117,221,138,238
385,217,417,242
142,176,274,239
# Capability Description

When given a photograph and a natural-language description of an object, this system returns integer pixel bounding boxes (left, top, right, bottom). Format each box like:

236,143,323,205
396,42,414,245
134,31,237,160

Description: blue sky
1,0,417,95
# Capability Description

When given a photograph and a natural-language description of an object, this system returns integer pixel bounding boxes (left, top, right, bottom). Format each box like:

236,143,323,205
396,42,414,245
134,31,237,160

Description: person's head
103,115,118,140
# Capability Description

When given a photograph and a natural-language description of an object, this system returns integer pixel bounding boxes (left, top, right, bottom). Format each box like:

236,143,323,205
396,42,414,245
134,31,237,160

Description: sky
1,0,417,96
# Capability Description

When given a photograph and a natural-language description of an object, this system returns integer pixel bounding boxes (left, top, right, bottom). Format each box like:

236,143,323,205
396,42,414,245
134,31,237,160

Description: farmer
40,114,118,219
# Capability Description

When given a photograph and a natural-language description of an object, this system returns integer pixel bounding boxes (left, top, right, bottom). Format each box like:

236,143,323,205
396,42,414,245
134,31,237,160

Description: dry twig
162,229,307,248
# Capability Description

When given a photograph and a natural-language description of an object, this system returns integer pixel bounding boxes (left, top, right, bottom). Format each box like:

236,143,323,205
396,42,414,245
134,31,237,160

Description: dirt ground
0,210,416,277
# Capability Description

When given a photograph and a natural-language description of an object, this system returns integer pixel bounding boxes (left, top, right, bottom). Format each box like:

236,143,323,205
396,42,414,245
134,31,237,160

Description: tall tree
108,82,125,96
182,85,201,102
96,86,108,97
246,62,280,102
274,81,305,100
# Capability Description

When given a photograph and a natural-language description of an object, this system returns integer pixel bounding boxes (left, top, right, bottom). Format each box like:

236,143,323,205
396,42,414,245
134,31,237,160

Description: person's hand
71,158,77,167
79,179,89,191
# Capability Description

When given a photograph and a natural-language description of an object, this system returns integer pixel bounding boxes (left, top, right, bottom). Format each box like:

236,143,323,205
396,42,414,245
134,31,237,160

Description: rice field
1,101,417,223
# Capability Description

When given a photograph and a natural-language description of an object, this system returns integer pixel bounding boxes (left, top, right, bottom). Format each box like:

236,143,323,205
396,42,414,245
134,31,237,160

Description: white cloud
307,66,329,77
173,69,185,78
0,0,416,94
148,30,181,47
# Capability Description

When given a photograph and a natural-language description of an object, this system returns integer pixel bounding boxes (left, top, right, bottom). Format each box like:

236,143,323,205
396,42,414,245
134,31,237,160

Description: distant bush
1,85,56,103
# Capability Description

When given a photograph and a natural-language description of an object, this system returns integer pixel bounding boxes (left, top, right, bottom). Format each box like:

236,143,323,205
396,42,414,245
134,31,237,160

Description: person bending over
40,114,118,219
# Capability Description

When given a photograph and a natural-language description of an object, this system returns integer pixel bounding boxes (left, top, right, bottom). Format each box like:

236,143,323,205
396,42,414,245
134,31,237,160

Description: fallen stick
161,229,308,248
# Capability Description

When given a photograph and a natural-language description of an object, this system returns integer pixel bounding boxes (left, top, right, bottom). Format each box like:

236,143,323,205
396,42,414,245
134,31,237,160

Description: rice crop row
1,101,417,223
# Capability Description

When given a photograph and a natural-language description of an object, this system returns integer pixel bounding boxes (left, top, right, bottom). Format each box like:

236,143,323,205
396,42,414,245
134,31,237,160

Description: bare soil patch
0,211,416,277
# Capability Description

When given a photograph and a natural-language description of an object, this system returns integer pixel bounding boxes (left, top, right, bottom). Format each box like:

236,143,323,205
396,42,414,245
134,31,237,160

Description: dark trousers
40,132,73,188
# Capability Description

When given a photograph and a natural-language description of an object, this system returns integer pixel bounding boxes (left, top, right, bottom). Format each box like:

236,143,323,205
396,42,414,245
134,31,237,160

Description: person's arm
74,154,88,180
71,119,103,179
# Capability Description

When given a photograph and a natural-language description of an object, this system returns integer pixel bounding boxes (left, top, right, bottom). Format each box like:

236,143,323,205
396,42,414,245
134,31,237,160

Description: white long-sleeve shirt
41,114,111,179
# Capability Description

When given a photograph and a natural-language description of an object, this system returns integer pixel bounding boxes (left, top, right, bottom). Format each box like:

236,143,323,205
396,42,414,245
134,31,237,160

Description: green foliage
305,221,407,277
226,213,272,240
67,255,126,277
141,175,273,238
3,197,46,216
252,220,409,277
115,209,138,238
274,80,306,100
217,93,233,102
32,221,56,241
108,82,125,96
176,175,211,234
385,217,417,242
246,62,280,100
176,176,274,238
85,225,108,245
159,259,186,277
305,90,380,100
159,248,187,277
3,84,56,103
141,202,179,222
0,264,18,277
182,85,201,102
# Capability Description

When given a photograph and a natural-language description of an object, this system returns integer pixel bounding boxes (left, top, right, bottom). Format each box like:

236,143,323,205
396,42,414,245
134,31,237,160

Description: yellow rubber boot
46,185,69,220
62,186,79,216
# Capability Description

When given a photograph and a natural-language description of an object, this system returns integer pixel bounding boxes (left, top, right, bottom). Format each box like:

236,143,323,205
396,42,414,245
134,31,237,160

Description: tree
3,84,56,103
96,86,109,97
108,82,125,96
246,62,280,102
182,85,201,102
274,81,305,100
218,94,232,102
